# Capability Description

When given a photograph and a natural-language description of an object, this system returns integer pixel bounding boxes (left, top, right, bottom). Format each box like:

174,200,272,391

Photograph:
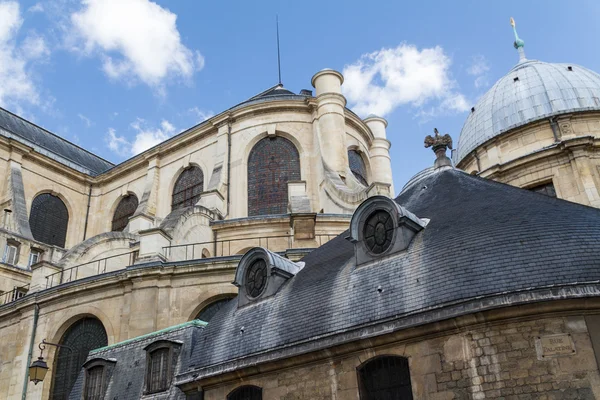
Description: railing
45,251,138,289
0,284,30,305
163,233,337,261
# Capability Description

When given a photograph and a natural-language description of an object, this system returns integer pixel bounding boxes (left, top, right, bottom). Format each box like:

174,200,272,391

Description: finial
424,128,453,169
510,17,526,62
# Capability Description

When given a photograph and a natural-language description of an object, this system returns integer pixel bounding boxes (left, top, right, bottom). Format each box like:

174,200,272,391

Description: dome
455,60,600,164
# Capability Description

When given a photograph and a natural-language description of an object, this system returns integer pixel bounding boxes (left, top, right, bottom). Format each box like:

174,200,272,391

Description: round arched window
29,193,69,248
111,194,138,232
363,210,394,254
245,259,268,298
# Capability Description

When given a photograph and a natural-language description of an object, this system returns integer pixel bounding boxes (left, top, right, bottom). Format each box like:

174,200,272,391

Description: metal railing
0,284,30,305
163,233,337,261
45,251,137,289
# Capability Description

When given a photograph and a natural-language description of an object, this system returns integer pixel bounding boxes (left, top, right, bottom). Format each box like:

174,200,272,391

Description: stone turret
364,115,394,194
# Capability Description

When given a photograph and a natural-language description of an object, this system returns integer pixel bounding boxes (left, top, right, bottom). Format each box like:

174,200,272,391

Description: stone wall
202,314,600,400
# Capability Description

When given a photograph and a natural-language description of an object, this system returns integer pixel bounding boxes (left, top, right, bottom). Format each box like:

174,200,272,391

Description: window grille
83,366,104,400
10,286,27,302
111,194,139,231
247,137,300,216
3,244,18,265
51,318,108,400
348,150,368,186
29,193,69,248
146,348,170,393
195,298,233,322
227,385,263,400
172,166,204,211
528,181,556,198
358,356,413,400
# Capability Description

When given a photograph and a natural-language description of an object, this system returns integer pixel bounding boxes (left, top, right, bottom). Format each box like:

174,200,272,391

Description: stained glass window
172,166,204,211
528,182,556,198
348,150,368,186
111,194,138,232
227,386,262,400
196,298,233,322
358,356,413,400
146,348,170,393
29,193,69,248
83,366,104,400
248,137,300,216
51,318,108,400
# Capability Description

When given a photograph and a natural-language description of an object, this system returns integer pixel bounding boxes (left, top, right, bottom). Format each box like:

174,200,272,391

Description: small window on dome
567,66,573,71
528,181,556,198
348,150,368,186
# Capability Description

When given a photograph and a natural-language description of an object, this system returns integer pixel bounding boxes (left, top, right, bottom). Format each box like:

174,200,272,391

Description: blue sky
2,0,600,191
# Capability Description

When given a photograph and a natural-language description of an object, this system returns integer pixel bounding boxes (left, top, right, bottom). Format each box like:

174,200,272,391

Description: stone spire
510,17,527,63
424,128,453,169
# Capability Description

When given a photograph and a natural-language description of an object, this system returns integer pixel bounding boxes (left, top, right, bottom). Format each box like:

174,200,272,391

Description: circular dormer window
245,259,268,298
363,210,394,254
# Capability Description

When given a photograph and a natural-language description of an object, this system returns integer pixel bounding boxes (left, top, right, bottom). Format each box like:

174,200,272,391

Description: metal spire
510,17,527,63
276,15,282,85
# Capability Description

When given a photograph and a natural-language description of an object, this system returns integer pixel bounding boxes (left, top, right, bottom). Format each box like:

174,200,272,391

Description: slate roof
0,107,114,176
182,168,600,379
69,320,205,400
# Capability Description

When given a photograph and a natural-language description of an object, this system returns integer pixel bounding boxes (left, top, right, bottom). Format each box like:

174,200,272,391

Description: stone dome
454,60,600,163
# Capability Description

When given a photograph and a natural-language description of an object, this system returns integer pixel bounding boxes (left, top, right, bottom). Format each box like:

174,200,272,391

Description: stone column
311,69,349,178
130,155,161,233
364,115,394,195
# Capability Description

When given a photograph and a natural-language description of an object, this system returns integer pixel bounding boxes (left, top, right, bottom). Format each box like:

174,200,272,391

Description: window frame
111,194,139,232
143,340,180,394
3,240,20,265
28,248,42,267
81,358,115,400
171,166,204,211
226,385,263,400
357,355,414,400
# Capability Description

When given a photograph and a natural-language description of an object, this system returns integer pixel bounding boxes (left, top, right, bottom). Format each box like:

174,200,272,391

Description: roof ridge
0,106,115,168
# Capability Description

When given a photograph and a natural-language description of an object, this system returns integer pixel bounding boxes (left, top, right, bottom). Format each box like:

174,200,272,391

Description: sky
2,0,600,192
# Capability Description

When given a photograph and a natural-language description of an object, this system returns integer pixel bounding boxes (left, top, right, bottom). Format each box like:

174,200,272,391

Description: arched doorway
50,317,108,400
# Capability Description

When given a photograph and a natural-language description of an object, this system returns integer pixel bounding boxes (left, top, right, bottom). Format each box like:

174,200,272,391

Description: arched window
248,137,300,216
227,385,262,400
29,193,69,248
358,356,413,400
195,297,233,322
348,150,368,186
111,194,139,232
172,166,204,211
51,317,108,400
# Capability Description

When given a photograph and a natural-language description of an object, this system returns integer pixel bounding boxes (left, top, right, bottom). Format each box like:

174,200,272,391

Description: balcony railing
163,233,337,261
45,251,138,289
0,284,30,305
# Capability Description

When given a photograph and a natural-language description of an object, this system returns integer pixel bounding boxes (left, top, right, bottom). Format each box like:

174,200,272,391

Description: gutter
21,303,40,400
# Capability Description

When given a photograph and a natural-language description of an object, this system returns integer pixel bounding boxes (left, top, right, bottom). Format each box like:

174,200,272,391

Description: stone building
0,68,394,399
3,20,600,400
454,20,600,207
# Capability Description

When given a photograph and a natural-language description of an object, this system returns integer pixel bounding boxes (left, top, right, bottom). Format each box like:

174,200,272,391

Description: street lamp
28,339,72,385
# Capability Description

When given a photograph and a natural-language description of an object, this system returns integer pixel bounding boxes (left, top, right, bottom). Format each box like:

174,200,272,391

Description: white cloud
188,106,214,123
106,118,176,157
467,55,490,89
342,43,469,118
0,1,49,108
28,3,44,13
70,0,204,89
78,113,92,127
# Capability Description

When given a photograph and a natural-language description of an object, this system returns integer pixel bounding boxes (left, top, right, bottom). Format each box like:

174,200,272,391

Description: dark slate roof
69,321,205,400
183,169,600,377
0,107,114,176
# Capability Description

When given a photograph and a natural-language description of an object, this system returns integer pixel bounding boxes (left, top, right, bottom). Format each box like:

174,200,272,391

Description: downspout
82,184,92,240
21,303,40,400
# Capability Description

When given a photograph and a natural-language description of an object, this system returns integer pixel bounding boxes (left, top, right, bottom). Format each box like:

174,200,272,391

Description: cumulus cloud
106,118,176,157
342,43,469,118
0,1,49,108
467,55,490,89
70,0,204,90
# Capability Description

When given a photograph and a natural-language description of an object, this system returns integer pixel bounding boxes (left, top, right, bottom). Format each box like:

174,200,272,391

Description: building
3,21,600,400
454,19,600,207
0,69,394,399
